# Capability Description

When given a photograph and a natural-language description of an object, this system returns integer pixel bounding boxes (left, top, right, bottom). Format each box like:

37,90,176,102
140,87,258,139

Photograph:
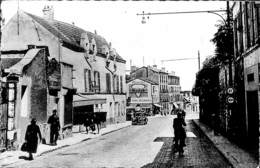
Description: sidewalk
0,121,131,167
193,119,258,168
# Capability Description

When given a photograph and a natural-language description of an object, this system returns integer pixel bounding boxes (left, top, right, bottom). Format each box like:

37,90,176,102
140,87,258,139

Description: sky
2,1,226,91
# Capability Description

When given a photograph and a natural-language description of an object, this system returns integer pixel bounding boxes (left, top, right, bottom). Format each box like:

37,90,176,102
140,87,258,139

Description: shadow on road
140,137,183,168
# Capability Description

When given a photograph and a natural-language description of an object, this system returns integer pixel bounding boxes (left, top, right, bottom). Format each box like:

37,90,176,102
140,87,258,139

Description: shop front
73,95,106,131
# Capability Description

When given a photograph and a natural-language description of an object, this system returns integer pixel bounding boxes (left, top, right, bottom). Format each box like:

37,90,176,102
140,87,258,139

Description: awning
153,104,162,108
73,94,106,107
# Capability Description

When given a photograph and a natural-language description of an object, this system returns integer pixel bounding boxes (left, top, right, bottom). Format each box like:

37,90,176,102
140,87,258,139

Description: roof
25,12,126,63
6,49,42,75
127,78,158,85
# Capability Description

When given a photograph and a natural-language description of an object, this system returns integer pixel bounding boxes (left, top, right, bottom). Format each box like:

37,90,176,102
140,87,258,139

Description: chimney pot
43,5,54,20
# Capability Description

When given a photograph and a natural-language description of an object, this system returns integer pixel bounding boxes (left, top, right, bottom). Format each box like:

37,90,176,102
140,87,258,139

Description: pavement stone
142,120,232,168
0,121,131,167
193,119,259,168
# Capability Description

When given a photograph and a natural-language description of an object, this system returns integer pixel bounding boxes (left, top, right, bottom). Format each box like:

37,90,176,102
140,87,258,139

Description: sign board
227,97,234,104
227,87,234,94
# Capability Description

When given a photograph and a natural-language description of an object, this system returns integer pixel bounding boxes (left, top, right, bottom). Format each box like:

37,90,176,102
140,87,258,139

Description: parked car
132,112,148,125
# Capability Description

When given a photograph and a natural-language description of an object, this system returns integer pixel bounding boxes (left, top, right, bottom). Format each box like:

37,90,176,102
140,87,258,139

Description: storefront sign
129,82,148,98
131,98,152,103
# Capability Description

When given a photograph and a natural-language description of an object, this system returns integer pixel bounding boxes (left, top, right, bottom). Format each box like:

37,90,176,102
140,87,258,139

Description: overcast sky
2,1,226,91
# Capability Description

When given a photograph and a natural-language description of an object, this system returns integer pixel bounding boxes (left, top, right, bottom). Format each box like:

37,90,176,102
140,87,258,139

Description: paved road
10,116,232,168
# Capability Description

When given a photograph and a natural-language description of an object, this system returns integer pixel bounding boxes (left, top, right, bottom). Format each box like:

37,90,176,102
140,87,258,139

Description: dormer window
106,60,110,67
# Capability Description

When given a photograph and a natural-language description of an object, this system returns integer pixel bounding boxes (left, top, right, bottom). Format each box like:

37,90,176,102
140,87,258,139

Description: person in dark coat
47,109,60,145
173,112,186,156
93,113,101,134
25,118,42,160
84,116,91,134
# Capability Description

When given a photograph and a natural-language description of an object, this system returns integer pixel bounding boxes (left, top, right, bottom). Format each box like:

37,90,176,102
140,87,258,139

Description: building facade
232,1,260,157
168,72,182,114
1,6,126,149
126,78,159,118
129,65,181,115
159,68,169,115
180,91,199,114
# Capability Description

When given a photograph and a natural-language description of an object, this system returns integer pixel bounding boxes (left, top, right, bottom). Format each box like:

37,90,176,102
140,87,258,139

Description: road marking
186,131,196,137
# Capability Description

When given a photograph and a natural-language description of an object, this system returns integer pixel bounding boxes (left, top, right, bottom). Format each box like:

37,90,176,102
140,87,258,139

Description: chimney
43,5,54,20
131,66,138,72
161,67,166,72
152,65,157,69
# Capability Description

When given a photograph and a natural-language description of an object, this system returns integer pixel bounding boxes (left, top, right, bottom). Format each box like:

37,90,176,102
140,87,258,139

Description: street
9,116,232,168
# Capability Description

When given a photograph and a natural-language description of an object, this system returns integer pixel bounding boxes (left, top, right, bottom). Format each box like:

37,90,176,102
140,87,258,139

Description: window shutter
98,72,100,92
117,75,119,93
88,70,92,92
120,76,123,93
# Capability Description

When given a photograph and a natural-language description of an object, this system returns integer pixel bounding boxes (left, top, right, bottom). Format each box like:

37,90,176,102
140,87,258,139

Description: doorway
246,91,259,156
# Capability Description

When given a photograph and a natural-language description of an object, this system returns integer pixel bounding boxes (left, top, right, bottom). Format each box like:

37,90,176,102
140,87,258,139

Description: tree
211,20,234,64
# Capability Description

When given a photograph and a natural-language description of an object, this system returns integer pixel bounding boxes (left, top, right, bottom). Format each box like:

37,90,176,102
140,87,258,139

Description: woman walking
24,118,42,160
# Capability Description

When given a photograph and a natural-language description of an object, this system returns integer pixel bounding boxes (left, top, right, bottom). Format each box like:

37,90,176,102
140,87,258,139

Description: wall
2,12,60,60
14,49,48,147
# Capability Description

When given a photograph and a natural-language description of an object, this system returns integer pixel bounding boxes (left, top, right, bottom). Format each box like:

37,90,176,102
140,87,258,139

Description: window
106,73,111,93
84,69,91,92
116,75,119,93
234,18,239,57
245,2,255,48
120,76,123,93
94,71,100,92
237,10,244,54
255,3,260,39
247,73,254,82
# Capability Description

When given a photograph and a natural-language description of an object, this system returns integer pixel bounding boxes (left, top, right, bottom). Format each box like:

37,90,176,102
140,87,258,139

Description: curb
2,123,131,167
192,120,235,168
39,124,131,157
101,124,131,136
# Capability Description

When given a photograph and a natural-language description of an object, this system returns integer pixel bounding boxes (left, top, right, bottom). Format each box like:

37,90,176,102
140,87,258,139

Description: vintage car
132,112,148,125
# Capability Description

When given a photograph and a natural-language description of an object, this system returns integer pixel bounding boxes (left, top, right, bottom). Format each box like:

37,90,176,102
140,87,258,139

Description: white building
126,78,159,117
2,6,127,130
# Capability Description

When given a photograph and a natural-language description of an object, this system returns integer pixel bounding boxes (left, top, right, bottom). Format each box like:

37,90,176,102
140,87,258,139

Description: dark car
132,112,148,125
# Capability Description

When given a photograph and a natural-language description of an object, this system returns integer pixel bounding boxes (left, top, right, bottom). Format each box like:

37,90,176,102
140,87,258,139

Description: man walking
173,112,187,156
48,109,60,145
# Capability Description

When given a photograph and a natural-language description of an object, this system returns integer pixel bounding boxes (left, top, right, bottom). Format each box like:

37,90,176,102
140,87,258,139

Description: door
246,91,259,150
0,84,8,151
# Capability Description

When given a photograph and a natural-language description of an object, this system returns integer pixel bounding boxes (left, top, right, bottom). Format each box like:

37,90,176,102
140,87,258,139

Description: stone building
232,1,260,157
1,6,126,149
159,68,169,115
129,65,181,115
180,91,199,114
0,47,60,150
126,78,159,118
168,72,181,114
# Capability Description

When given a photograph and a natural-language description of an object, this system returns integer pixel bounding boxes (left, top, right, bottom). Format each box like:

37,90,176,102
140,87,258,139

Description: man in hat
47,109,60,145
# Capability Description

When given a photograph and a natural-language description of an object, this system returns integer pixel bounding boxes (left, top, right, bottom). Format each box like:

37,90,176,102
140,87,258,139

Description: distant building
126,78,159,118
180,91,199,114
168,72,182,114
129,65,181,115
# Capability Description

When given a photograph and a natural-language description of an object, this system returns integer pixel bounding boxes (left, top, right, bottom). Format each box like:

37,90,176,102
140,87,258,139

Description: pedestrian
173,112,187,156
47,109,60,146
24,118,42,160
93,113,101,134
84,116,91,134
89,114,96,133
